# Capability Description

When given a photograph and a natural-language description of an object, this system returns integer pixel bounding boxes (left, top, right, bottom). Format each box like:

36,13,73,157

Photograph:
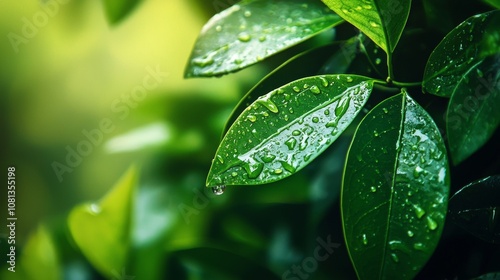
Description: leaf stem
391,81,422,87
386,52,395,84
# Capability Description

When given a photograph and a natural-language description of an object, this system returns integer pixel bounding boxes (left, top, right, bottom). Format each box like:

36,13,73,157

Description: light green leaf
103,0,141,24
68,166,138,277
423,10,500,97
321,0,411,53
207,75,373,187
448,175,500,244
342,92,450,280
184,0,343,78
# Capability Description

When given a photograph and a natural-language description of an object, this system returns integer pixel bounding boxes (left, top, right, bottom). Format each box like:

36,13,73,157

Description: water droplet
238,32,251,42
370,186,377,193
257,97,279,113
292,130,301,136
292,86,301,92
231,172,237,177
212,185,226,195
244,10,251,17
413,204,426,219
363,4,372,9
242,161,264,179
373,130,379,137
335,97,351,117
375,58,382,65
312,117,319,123
310,85,321,94
477,68,484,78
346,76,353,83
88,204,101,215
280,161,296,173
426,216,438,230
215,25,222,32
216,155,224,164
355,5,362,10
407,230,414,237
288,108,294,114
259,36,266,42
362,234,368,245
324,109,330,116
391,253,399,263
285,138,297,150
247,115,257,122
383,108,388,114
413,166,424,178
369,21,380,28
414,243,425,251
319,76,329,87
193,56,214,67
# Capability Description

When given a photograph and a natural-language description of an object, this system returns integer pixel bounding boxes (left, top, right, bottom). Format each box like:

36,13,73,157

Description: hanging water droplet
247,115,257,122
212,185,226,195
426,216,438,230
88,203,101,215
285,138,297,150
310,85,321,94
413,204,426,219
238,32,251,42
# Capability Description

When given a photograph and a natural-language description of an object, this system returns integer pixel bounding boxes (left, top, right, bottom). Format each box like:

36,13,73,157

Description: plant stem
391,81,422,87
386,52,395,84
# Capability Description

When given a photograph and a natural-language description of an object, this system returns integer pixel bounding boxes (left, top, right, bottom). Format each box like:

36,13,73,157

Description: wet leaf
184,0,343,78
446,54,500,164
222,38,359,137
423,10,500,97
321,0,411,54
206,75,373,187
68,167,138,277
448,175,500,244
358,33,388,78
342,92,450,280
483,0,500,9
103,0,141,24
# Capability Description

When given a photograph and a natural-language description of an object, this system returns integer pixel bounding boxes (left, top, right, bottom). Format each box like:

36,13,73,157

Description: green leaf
423,10,500,97
222,39,359,137
483,0,500,9
342,92,450,280
207,75,373,187
446,54,500,164
68,166,138,277
321,0,411,53
448,175,500,244
184,0,343,78
103,0,141,24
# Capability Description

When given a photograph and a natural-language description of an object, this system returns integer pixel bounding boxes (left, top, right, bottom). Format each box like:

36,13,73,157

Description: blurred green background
0,0,354,279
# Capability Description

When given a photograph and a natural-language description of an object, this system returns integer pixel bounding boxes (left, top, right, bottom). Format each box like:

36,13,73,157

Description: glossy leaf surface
446,54,500,164
103,0,141,24
321,0,411,53
342,92,450,280
222,39,359,136
448,175,500,243
423,10,500,97
207,75,373,187
185,0,343,77
68,167,137,276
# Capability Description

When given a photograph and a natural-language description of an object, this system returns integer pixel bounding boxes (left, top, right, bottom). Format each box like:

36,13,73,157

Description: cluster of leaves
185,0,500,279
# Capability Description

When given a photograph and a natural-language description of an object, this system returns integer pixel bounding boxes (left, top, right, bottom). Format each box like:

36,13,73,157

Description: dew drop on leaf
310,85,321,94
88,204,101,215
413,204,426,219
212,185,226,195
238,32,251,42
426,216,438,230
